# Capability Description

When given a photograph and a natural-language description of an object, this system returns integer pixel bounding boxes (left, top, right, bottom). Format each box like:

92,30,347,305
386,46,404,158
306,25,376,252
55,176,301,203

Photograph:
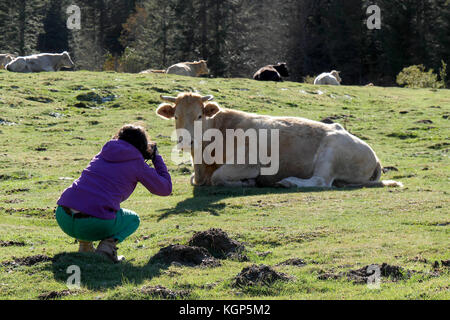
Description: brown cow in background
253,63,289,82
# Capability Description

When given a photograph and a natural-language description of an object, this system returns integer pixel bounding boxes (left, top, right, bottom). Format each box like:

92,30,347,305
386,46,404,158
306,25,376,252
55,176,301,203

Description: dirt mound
140,285,189,299
226,252,250,262
232,264,292,288
76,91,116,104
76,91,102,103
379,263,409,280
415,119,433,124
321,114,354,124
0,240,26,247
73,102,89,109
321,117,336,124
149,244,220,267
319,263,410,284
428,142,450,150
25,96,53,104
5,188,30,194
433,260,450,268
188,228,244,258
1,255,52,267
318,272,342,281
277,258,307,267
38,290,72,300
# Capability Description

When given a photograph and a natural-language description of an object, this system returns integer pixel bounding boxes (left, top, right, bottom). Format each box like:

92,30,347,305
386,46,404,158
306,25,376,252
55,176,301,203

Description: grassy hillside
0,70,448,300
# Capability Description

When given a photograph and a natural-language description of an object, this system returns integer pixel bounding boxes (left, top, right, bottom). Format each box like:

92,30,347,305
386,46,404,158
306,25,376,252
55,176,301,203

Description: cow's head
274,63,289,77
195,60,209,76
156,93,220,151
61,51,75,69
331,70,342,83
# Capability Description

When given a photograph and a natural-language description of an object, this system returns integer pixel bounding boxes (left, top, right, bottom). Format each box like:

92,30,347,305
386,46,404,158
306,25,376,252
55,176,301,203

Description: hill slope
0,71,449,300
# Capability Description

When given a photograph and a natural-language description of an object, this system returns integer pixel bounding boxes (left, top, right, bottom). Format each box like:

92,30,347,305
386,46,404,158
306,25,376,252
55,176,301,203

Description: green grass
0,70,449,300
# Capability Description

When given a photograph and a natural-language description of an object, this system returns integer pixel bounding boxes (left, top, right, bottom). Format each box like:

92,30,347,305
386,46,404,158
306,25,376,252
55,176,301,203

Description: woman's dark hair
114,124,153,160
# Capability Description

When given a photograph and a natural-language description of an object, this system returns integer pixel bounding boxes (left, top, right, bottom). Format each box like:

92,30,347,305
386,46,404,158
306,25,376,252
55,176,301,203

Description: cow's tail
341,162,404,188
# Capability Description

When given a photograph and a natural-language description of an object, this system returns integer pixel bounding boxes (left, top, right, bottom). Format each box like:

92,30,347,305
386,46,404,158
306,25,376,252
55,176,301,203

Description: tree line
0,0,448,86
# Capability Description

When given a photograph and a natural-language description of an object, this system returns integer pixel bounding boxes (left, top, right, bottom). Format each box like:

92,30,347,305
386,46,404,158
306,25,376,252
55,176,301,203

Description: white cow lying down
5,52,74,73
314,70,342,85
156,92,403,189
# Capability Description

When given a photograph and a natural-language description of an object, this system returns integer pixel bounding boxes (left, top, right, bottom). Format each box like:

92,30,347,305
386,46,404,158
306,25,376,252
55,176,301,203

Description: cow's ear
156,103,176,119
204,102,220,118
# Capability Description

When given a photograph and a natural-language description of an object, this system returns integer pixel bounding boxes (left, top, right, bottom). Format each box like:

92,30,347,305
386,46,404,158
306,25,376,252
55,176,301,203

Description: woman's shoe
78,240,95,253
95,238,125,263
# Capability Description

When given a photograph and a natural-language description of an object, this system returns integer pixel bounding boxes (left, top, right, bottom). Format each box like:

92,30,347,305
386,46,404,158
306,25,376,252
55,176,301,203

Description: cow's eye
197,115,202,120
174,116,178,120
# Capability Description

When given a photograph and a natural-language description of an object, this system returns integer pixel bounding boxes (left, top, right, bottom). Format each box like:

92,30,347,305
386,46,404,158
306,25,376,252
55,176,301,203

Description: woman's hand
148,143,159,162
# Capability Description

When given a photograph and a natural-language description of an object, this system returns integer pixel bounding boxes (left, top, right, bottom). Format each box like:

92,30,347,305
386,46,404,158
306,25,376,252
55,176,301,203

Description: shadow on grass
48,252,174,291
48,187,359,289
156,185,356,221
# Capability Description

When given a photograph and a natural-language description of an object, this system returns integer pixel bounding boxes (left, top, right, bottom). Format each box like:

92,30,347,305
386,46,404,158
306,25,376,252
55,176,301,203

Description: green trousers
55,206,140,243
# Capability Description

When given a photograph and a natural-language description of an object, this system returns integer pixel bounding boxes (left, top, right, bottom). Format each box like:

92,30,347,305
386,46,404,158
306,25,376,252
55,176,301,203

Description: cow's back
314,73,326,84
27,55,51,72
256,116,330,185
253,66,282,81
212,110,331,185
166,63,194,76
314,73,339,85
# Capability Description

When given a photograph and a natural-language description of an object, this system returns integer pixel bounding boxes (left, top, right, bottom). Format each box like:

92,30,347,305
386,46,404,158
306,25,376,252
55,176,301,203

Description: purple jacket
57,139,172,220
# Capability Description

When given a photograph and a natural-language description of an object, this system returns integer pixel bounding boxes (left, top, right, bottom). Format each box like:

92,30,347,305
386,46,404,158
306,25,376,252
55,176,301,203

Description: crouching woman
55,125,172,263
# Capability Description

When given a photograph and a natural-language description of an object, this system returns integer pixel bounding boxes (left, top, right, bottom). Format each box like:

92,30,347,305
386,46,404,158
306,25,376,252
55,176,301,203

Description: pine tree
0,0,448,82
0,0,21,55
37,0,69,53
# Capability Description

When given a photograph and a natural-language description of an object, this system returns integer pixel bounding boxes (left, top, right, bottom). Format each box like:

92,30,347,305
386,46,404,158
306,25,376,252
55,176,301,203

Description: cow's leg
276,145,336,189
211,164,260,187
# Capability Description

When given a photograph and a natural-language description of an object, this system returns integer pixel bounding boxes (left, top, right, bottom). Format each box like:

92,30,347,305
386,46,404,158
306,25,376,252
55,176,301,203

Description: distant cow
5,52,74,73
253,63,289,82
166,60,209,77
314,70,342,85
0,54,14,69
